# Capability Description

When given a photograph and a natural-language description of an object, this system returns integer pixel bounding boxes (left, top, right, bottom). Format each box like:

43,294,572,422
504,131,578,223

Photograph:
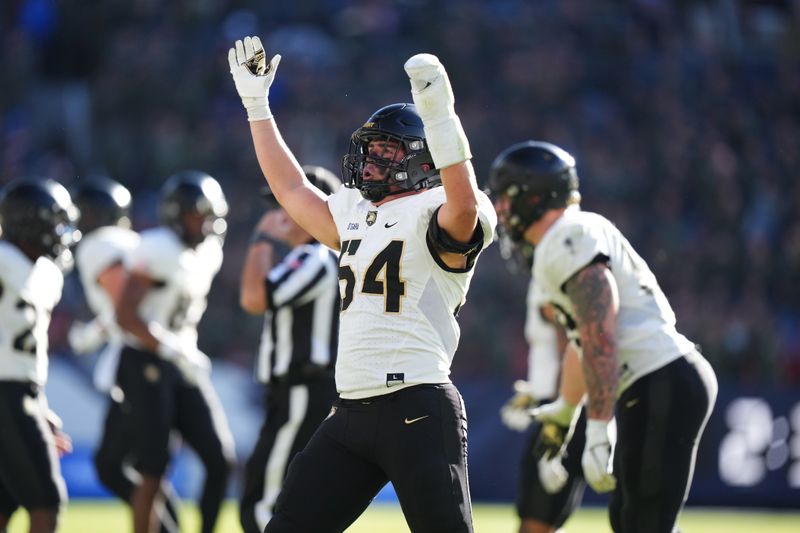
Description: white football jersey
76,226,139,320
124,228,223,352
524,278,560,400
328,186,496,399
533,207,695,395
75,226,139,390
0,241,64,385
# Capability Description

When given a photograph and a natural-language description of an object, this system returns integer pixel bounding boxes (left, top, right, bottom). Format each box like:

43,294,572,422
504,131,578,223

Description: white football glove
403,54,471,169
500,380,537,432
68,319,108,354
529,396,578,427
538,456,569,494
227,35,282,121
530,396,580,460
582,419,616,493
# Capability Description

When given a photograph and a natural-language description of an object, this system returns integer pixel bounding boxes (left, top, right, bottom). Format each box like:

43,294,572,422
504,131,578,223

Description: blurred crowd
1,0,799,386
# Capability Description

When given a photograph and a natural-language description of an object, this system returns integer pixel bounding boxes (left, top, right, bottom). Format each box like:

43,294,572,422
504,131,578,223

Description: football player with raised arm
69,176,180,533
238,166,341,533
114,172,235,533
0,179,79,533
499,272,587,533
489,141,718,533
229,36,496,532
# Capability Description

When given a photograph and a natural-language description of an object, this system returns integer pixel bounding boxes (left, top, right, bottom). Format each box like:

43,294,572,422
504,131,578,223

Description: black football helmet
302,165,341,196
342,103,439,202
159,170,228,247
72,175,132,234
488,140,581,242
0,178,80,264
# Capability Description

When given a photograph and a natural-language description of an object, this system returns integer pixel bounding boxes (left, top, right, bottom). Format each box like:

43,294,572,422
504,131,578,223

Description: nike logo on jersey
404,415,430,425
384,221,398,228
625,398,639,408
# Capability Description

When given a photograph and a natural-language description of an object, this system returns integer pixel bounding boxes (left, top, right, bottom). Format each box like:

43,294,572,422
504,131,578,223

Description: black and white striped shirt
257,242,339,383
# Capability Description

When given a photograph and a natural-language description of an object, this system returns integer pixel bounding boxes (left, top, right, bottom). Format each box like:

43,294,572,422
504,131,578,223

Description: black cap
260,165,341,205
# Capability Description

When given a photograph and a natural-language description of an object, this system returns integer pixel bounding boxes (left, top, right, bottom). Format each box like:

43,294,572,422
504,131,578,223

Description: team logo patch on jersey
366,211,378,226
386,372,405,387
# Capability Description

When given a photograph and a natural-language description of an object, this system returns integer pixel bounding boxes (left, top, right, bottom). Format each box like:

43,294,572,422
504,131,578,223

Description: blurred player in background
69,176,180,532
238,165,341,533
115,171,235,533
229,36,496,532
0,178,79,533
490,140,718,533
499,267,587,533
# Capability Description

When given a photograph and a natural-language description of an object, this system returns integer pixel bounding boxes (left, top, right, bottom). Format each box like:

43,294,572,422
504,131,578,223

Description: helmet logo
366,211,378,226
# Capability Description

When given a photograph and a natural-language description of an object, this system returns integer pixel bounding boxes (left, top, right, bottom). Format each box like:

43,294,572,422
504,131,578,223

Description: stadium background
1,0,799,517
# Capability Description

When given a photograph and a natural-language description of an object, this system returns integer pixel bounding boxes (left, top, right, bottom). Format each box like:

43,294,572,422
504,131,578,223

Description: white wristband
423,115,471,169
243,96,272,122
585,419,611,445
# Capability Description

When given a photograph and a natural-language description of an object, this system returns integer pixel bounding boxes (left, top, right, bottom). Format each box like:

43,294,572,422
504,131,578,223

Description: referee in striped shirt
238,166,341,533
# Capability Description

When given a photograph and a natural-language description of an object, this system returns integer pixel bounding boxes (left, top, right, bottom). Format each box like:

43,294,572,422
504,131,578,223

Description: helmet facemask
341,103,439,203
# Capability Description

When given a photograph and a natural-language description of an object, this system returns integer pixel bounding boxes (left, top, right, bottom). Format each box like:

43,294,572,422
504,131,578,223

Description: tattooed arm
564,261,619,421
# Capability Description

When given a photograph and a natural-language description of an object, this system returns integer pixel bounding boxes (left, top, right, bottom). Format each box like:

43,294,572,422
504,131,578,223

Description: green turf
7,501,800,532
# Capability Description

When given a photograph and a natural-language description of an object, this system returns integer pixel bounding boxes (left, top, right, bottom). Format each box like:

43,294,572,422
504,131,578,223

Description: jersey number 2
338,240,405,313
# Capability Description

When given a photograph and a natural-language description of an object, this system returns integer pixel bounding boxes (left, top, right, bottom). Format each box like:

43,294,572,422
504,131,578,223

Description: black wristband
250,231,281,247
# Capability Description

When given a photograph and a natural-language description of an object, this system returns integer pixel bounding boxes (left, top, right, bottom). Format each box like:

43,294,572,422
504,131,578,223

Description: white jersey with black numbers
533,207,695,395
75,226,139,390
327,186,496,399
524,278,560,400
125,228,223,352
0,241,64,385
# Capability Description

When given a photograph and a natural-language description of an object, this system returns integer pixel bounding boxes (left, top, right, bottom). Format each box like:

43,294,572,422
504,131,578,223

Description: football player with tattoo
238,166,341,533
69,177,180,533
229,36,496,532
499,273,587,533
0,179,79,533
114,172,236,533
489,141,718,533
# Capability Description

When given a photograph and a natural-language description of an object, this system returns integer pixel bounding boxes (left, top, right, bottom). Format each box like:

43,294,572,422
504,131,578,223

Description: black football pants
94,387,181,533
609,350,717,533
0,382,65,515
517,406,587,528
118,346,236,533
265,383,473,533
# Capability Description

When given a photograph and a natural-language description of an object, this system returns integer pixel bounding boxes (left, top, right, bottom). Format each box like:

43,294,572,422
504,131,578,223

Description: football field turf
7,501,800,532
